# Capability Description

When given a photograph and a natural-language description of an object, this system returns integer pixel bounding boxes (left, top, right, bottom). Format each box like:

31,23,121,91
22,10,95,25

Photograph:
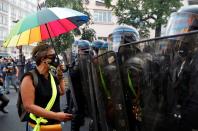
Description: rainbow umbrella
3,7,89,47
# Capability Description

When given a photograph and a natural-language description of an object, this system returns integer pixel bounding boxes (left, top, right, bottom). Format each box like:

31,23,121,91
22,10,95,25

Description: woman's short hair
31,43,53,66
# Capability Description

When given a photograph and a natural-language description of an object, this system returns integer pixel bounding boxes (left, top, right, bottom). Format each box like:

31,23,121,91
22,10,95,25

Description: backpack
16,69,38,122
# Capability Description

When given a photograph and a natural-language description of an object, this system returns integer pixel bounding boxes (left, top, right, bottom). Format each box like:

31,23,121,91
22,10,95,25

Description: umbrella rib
16,33,22,47
39,25,42,43
4,38,12,48
28,29,32,45
45,23,55,40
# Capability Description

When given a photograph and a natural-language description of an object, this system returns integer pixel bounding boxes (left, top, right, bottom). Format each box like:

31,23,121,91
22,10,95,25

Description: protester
20,43,73,131
0,70,9,114
0,58,6,89
3,57,19,94
25,59,36,72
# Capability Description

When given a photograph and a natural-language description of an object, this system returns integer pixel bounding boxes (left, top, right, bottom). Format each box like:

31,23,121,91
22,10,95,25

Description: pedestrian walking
0,72,9,114
25,59,35,72
3,57,19,94
0,58,6,89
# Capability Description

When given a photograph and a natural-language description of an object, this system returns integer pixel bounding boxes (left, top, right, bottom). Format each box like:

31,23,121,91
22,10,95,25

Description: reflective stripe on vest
30,72,57,131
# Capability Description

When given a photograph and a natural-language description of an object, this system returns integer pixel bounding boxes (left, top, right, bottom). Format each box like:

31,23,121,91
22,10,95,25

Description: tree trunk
155,24,161,37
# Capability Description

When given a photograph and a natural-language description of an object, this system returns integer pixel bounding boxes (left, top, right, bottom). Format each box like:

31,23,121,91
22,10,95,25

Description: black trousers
0,94,9,109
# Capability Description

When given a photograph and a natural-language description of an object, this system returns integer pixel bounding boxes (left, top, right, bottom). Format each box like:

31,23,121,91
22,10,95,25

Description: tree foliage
105,0,182,37
81,27,96,42
45,0,84,11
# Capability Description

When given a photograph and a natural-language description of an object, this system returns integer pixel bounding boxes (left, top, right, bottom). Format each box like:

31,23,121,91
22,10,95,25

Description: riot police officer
68,40,90,131
91,40,108,57
108,26,140,52
112,26,144,131
165,5,198,131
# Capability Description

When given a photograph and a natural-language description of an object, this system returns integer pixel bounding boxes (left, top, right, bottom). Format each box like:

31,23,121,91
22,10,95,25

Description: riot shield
118,31,198,131
68,59,86,131
78,53,99,131
91,51,130,131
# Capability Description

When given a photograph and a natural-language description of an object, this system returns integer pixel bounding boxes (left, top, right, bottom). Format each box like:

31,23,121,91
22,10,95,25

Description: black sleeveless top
22,69,60,125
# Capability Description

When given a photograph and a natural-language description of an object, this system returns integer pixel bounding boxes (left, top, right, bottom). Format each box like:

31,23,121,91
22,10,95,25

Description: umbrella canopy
3,7,89,47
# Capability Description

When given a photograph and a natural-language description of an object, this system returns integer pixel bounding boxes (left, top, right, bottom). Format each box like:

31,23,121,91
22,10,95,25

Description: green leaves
105,0,182,37
45,0,84,11
53,33,74,54
81,27,96,42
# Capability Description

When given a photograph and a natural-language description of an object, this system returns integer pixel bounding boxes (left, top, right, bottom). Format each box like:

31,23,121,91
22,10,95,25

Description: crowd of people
0,57,36,114
1,4,198,131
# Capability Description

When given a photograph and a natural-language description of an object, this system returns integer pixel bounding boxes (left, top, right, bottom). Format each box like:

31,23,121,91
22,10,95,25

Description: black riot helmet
166,5,198,58
92,40,108,55
166,5,198,35
73,40,90,55
108,26,140,52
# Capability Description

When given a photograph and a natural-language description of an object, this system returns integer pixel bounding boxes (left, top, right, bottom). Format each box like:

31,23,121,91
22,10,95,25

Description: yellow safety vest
30,72,57,131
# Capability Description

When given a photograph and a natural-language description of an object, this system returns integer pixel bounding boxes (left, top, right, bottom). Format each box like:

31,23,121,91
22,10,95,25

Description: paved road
0,88,88,131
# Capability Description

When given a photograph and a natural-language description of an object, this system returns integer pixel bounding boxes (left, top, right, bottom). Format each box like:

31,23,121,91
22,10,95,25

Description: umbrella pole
44,23,61,66
37,3,55,47
37,3,59,58
45,23,55,47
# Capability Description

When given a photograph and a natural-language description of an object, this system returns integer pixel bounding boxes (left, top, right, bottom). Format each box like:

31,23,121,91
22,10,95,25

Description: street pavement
0,88,88,131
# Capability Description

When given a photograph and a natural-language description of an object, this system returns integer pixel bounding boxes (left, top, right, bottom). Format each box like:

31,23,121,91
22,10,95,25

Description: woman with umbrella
3,6,89,131
20,43,73,131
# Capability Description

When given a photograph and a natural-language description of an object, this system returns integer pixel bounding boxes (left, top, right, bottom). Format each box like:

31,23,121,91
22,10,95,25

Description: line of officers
64,5,198,131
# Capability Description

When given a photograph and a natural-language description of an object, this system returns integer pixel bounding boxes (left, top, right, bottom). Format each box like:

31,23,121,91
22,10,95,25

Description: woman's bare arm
59,79,65,96
20,75,72,121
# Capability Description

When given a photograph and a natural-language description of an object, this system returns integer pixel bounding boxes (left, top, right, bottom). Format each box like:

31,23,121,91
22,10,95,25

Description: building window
3,30,7,39
0,29,7,40
18,0,22,6
0,1,2,11
96,0,105,6
2,2,8,12
3,16,8,25
22,1,26,7
19,11,23,19
96,0,104,3
0,15,3,24
93,10,112,24
0,15,8,25
0,1,8,12
188,0,198,5
0,30,3,39
11,7,15,16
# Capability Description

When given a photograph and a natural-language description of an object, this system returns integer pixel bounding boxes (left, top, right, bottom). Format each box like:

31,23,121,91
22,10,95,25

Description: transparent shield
70,54,98,131
91,51,130,131
78,54,92,113
166,12,198,35
118,31,198,131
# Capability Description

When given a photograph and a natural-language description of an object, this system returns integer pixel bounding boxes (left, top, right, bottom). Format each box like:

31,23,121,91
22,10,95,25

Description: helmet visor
108,31,139,52
166,12,198,35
